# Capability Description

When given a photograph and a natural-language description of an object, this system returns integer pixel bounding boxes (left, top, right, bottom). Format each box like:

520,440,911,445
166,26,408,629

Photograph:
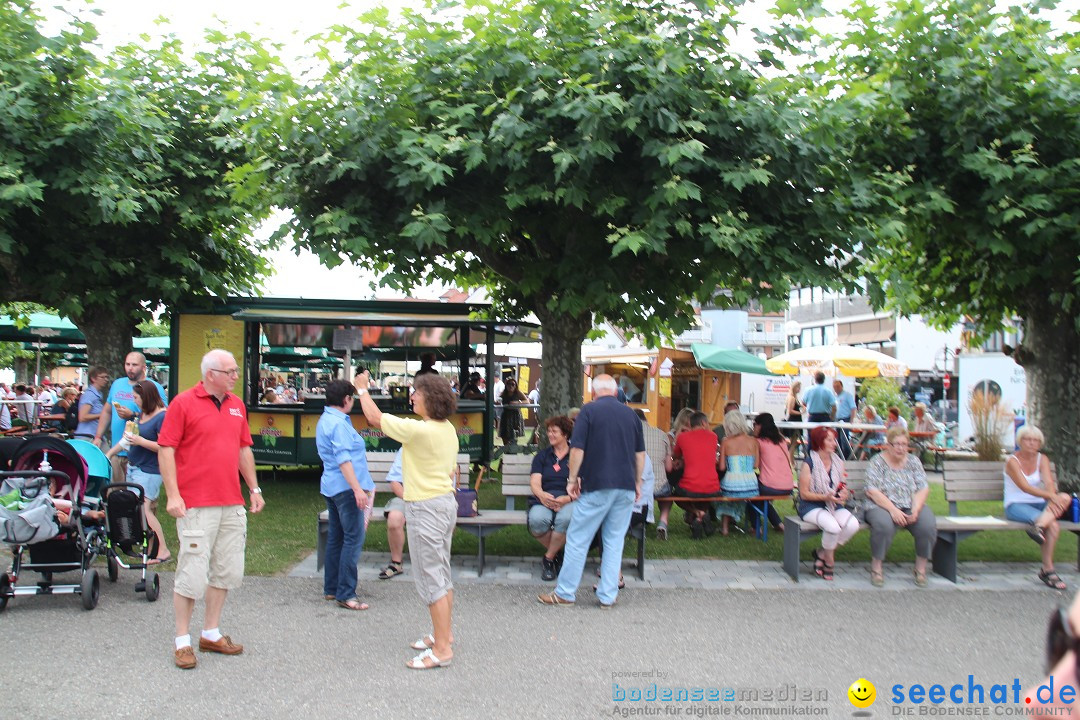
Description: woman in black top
499,378,528,446
528,416,575,580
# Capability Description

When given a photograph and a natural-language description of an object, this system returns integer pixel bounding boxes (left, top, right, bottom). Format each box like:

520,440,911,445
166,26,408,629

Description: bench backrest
842,460,868,502
942,460,1004,515
366,452,471,494
500,454,536,510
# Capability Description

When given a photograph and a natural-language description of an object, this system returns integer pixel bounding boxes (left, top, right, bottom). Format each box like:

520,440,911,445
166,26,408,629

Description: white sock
175,635,191,651
201,628,223,642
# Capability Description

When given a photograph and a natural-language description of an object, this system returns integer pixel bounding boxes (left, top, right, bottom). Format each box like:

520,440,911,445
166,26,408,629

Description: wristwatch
251,487,263,494
356,388,368,397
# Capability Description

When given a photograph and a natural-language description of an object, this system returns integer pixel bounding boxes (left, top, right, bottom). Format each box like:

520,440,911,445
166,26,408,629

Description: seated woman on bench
863,426,936,588
671,411,720,539
528,415,576,581
798,427,858,581
1004,425,1070,590
718,410,759,537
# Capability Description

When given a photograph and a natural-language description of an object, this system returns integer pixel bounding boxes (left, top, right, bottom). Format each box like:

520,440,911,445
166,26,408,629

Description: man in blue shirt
538,374,644,609
832,379,857,459
97,352,167,481
316,379,375,609
802,372,836,422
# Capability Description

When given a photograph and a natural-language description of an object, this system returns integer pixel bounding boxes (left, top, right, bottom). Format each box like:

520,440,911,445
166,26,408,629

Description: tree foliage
811,0,1080,336
0,2,280,374
262,0,863,415
808,0,1080,478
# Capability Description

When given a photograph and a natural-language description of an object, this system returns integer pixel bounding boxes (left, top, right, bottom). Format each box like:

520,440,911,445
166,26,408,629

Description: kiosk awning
691,344,775,376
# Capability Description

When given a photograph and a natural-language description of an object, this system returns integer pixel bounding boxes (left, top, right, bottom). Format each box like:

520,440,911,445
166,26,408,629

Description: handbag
455,464,480,518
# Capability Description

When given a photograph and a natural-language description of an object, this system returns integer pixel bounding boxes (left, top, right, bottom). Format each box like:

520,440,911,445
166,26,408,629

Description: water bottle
1070,495,1079,524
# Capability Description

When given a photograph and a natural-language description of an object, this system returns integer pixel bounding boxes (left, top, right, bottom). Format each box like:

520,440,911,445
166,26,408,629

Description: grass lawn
148,465,1073,576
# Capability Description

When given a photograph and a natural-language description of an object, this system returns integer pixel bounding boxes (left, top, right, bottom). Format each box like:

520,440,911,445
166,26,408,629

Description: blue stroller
68,438,159,601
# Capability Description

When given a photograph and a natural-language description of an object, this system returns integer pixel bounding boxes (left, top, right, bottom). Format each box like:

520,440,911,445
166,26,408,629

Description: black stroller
99,482,161,601
0,437,105,610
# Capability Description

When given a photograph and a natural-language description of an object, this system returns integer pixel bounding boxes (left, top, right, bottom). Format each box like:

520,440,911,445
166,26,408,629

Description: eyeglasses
1047,607,1080,682
890,442,910,449
209,368,240,377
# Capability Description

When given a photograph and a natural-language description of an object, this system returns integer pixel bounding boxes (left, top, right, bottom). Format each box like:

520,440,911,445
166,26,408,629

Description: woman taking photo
105,381,170,564
864,426,936,588
797,427,858,581
354,369,458,669
1004,425,1070,590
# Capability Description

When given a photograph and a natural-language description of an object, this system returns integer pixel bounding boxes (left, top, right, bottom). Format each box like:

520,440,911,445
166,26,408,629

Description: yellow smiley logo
848,678,876,708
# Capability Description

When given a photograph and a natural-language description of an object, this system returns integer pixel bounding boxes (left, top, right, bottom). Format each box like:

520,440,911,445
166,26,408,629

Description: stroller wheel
0,574,10,612
145,572,160,602
107,555,119,583
80,569,99,610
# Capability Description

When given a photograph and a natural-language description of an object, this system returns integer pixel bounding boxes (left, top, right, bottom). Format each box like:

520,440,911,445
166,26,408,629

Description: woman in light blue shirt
315,379,375,610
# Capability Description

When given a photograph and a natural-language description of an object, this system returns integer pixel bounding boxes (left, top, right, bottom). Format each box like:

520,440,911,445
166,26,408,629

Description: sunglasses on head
1046,606,1080,683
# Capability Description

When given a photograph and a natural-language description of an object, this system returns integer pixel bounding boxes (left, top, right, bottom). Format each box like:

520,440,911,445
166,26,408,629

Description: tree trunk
1018,308,1080,490
533,305,592,428
13,357,28,384
76,305,137,379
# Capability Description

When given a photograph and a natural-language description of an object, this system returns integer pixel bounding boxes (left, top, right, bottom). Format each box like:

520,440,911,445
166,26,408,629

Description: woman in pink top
751,413,794,533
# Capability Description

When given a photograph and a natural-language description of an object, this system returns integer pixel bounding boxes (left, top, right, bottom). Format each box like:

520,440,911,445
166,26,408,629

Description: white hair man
538,373,645,609
158,349,265,669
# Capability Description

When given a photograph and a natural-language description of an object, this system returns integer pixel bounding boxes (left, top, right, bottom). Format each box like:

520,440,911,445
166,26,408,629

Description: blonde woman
656,407,695,540
717,410,759,535
1004,425,1070,590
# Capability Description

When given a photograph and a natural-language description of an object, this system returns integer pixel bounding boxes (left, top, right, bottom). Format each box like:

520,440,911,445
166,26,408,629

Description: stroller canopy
10,436,88,505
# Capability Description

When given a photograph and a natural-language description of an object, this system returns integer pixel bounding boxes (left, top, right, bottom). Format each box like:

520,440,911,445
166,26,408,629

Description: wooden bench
316,453,469,571
661,493,793,543
497,455,649,580
931,460,1080,582
782,461,869,581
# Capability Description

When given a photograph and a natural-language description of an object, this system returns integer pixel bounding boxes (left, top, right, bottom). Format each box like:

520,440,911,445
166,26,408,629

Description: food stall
583,344,773,431
169,297,539,465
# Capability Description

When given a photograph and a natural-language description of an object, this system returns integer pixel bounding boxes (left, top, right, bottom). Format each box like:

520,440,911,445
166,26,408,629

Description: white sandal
409,634,435,651
405,648,451,669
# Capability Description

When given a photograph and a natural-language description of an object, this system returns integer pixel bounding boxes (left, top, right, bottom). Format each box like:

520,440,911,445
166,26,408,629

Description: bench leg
477,536,486,577
782,517,802,581
317,518,327,572
932,532,959,583
637,528,646,581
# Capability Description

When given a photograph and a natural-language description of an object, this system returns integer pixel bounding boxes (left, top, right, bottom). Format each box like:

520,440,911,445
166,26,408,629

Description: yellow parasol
765,344,909,378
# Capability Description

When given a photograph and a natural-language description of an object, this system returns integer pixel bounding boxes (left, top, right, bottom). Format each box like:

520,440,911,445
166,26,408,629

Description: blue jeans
323,490,367,601
555,488,635,605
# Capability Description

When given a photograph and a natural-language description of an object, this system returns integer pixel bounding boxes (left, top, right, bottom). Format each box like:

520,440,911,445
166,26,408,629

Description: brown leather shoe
174,646,197,669
198,635,244,655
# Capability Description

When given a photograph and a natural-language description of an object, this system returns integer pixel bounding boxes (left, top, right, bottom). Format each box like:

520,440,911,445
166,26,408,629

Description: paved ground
3,551,1074,719
292,550,1080,593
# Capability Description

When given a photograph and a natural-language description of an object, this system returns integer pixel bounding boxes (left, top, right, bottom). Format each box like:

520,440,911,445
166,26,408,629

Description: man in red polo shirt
159,349,265,670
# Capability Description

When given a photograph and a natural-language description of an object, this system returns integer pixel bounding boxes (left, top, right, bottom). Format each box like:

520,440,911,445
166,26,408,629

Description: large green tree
0,3,278,376
262,0,860,419
817,0,1080,481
